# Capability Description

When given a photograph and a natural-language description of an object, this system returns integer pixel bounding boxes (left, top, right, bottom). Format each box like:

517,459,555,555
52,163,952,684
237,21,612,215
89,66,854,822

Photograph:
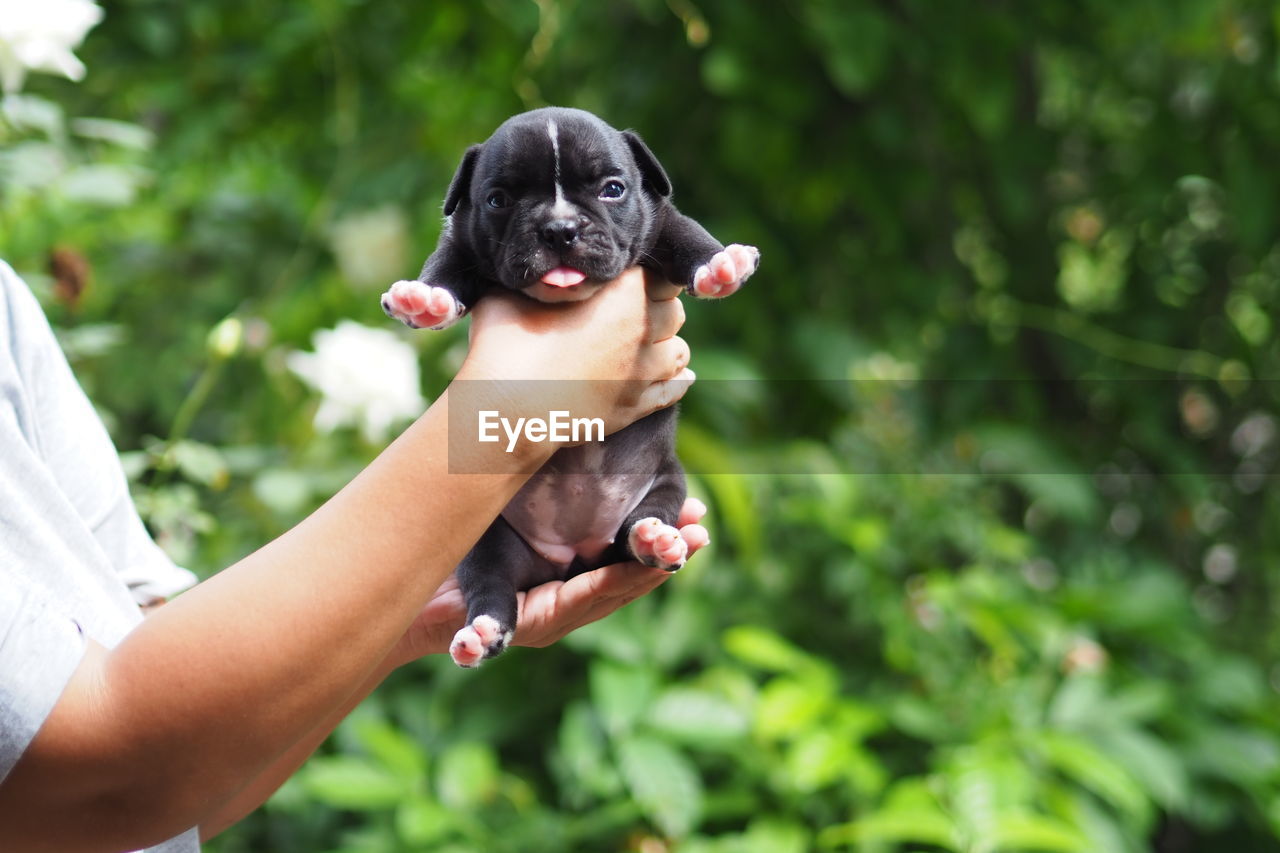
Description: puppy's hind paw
449,614,513,668
691,244,759,299
628,517,689,571
381,280,465,330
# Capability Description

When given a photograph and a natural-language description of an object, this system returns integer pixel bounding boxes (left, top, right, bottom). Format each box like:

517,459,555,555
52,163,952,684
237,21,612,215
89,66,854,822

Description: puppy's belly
501,453,656,568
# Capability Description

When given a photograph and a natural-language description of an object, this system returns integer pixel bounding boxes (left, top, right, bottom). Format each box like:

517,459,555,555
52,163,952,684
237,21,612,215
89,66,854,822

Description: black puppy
381,107,757,667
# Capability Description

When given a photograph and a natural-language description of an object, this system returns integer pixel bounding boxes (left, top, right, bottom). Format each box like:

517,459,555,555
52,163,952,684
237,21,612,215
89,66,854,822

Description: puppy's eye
599,180,626,200
486,190,512,210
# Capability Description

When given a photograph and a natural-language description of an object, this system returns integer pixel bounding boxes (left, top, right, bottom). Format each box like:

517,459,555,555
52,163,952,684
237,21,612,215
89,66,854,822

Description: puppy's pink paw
449,614,512,668
628,517,689,571
691,244,759,299
381,280,464,330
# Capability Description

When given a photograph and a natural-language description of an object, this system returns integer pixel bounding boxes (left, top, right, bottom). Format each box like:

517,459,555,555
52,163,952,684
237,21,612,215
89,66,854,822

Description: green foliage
4,0,1280,850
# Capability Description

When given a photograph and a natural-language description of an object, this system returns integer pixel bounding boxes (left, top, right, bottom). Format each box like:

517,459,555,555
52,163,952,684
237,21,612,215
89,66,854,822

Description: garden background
2,1,1279,851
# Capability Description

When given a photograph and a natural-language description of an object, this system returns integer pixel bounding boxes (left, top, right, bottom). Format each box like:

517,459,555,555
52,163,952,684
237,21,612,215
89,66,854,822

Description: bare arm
0,269,690,852
199,497,709,841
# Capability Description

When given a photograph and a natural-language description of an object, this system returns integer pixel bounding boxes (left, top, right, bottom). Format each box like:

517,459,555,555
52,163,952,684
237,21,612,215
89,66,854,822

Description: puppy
381,107,757,667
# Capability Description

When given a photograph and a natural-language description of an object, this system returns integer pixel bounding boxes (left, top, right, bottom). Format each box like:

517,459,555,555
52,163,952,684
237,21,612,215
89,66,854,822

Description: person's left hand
386,498,710,666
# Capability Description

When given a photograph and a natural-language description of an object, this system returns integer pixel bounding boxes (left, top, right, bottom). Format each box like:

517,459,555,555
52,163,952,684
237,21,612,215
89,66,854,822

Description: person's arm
0,269,690,853
199,497,709,841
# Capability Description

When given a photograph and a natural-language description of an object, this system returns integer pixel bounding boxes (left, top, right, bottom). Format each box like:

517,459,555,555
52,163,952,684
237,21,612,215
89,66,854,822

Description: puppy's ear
443,144,482,216
622,130,672,199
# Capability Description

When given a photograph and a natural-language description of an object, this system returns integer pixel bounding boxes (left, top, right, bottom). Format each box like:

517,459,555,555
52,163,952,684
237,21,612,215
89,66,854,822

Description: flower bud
207,316,243,359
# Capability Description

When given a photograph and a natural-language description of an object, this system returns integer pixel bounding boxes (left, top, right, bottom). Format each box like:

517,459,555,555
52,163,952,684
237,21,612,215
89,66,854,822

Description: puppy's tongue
541,267,587,288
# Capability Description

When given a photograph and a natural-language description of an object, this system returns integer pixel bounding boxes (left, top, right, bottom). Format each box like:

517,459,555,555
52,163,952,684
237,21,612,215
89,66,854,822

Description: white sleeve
1,261,196,605
0,575,86,784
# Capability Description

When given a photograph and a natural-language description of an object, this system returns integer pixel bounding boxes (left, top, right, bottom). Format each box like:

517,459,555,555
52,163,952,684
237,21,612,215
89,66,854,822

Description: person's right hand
455,267,694,439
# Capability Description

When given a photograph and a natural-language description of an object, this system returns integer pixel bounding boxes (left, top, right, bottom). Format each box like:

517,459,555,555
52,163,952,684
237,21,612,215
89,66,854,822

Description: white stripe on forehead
547,118,575,219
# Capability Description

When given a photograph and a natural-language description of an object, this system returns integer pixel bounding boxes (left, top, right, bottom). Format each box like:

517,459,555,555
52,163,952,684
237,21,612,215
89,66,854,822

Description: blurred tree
3,0,1280,850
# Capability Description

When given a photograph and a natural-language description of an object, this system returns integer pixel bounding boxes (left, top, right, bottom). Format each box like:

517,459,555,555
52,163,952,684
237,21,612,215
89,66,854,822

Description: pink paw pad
692,244,759,299
381,280,464,330
449,614,511,668
628,516,689,571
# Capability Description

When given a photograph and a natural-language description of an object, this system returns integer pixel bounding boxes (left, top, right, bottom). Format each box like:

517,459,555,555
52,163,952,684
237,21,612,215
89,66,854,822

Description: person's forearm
197,655,399,841
0,387,551,851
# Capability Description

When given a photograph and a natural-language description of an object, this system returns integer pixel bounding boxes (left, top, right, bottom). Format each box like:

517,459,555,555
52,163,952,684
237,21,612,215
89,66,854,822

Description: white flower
286,321,425,442
0,0,104,93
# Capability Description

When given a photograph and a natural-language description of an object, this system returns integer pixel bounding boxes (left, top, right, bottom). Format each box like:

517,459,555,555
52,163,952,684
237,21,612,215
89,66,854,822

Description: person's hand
453,268,694,440
386,498,710,666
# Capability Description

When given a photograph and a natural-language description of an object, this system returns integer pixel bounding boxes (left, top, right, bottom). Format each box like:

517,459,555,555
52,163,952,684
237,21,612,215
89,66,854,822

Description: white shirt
0,260,199,851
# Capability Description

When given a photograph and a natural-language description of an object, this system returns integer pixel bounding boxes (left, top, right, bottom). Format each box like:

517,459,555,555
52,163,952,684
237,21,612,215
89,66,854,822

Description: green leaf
888,695,953,740
1193,654,1268,713
820,777,957,849
1039,732,1150,824
555,700,621,799
54,323,125,359
435,742,499,810
0,141,65,190
804,1,892,97
687,818,811,853
993,813,1090,852
754,676,832,740
649,687,750,745
1187,726,1280,786
1095,727,1188,811
701,48,747,96
784,728,853,792
1057,787,1139,853
169,439,229,489
589,659,656,737
819,809,957,850
350,716,428,783
616,735,704,838
394,795,455,846
300,755,409,810
970,425,1098,521
686,468,762,561
252,468,313,515
1048,675,1106,730
58,163,148,206
740,818,810,853
1,94,64,136
722,625,815,673
70,117,155,150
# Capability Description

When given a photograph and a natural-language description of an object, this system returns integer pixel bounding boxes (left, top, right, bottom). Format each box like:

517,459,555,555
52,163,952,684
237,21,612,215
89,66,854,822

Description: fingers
630,323,693,418
574,570,671,626
645,276,685,303
634,367,696,415
676,496,707,528
512,565,671,648
679,523,710,553
647,291,686,343
676,497,710,553
641,331,691,377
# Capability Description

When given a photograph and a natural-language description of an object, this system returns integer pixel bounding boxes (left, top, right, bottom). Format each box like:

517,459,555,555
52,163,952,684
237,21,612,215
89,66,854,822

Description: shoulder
0,259,32,308
0,260,53,357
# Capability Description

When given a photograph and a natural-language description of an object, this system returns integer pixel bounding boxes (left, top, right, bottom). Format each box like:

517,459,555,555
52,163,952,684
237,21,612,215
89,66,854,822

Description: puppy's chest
501,440,656,567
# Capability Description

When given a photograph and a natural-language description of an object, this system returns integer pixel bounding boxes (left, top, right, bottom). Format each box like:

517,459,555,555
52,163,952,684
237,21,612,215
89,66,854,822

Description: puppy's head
444,107,671,303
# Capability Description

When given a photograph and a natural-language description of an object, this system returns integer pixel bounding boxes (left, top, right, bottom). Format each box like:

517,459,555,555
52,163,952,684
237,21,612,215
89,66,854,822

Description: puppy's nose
540,219,579,250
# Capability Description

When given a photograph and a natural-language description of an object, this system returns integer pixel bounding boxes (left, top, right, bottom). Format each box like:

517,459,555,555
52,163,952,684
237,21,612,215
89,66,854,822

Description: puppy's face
445,108,671,302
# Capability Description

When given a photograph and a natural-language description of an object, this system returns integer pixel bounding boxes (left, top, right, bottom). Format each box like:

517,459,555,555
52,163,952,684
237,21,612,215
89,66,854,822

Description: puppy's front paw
381,280,465,330
628,517,689,571
691,244,759,299
449,614,513,668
